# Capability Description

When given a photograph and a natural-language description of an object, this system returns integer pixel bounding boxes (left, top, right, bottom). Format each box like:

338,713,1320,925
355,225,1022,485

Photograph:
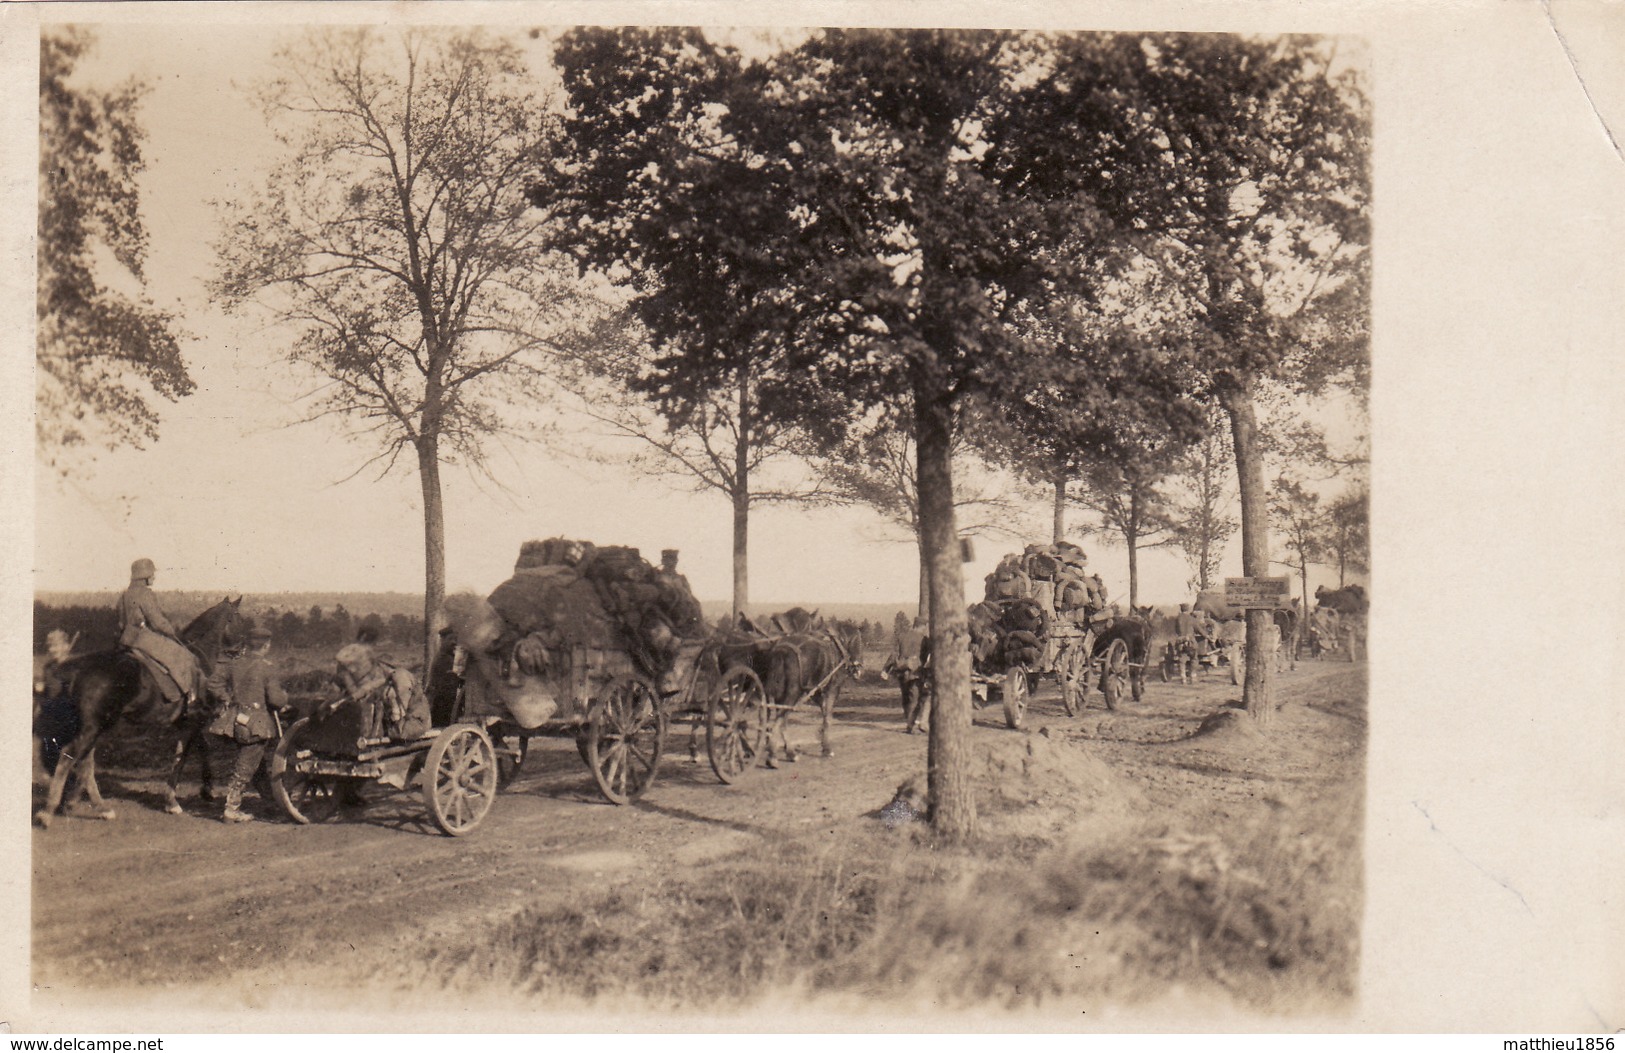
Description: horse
681,618,778,762
35,596,249,828
1092,608,1153,703
759,615,866,765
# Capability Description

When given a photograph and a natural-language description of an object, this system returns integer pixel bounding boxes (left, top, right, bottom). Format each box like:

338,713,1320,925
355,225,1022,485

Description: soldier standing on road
1174,603,1200,684
886,615,931,733
205,626,289,823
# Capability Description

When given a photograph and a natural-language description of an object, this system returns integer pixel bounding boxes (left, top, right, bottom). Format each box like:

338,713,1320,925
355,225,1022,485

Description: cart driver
335,643,430,741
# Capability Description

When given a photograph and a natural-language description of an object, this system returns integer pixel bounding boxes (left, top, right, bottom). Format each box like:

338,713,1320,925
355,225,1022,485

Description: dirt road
32,656,1366,1002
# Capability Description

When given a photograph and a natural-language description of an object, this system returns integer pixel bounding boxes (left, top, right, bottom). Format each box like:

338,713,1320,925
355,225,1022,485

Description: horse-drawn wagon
970,543,1148,729
268,538,717,835
268,636,717,834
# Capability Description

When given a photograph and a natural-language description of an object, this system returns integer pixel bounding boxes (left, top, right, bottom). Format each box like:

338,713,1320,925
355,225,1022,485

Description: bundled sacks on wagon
983,540,1109,623
459,539,707,730
971,540,1139,727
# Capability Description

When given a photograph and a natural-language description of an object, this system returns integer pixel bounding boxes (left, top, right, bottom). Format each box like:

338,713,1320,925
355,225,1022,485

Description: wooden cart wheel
1102,639,1130,711
707,664,767,784
497,731,530,790
1002,666,1029,730
1059,647,1083,717
587,676,666,805
422,724,499,836
270,717,342,825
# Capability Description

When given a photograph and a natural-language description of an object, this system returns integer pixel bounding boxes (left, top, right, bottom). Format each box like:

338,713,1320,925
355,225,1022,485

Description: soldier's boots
222,788,253,823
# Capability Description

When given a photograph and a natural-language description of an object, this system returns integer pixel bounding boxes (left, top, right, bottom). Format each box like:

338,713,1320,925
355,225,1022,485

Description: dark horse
1095,608,1156,703
760,612,866,765
35,597,247,828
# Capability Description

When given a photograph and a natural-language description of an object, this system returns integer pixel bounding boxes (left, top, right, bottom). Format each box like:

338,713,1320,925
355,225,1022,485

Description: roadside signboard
1223,576,1291,609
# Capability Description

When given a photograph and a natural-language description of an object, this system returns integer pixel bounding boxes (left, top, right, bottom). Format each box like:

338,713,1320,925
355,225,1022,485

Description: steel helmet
130,558,156,581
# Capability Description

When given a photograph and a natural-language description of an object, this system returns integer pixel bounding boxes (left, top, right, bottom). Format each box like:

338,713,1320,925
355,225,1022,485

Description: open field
32,656,1365,1023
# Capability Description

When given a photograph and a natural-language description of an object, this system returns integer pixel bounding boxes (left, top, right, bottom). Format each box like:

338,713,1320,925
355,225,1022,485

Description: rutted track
32,658,1365,993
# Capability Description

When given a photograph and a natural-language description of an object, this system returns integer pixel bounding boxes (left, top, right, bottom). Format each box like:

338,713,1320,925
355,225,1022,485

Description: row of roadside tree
40,28,1368,838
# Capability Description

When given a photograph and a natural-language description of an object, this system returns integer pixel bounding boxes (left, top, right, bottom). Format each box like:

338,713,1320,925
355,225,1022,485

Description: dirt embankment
32,659,1366,1023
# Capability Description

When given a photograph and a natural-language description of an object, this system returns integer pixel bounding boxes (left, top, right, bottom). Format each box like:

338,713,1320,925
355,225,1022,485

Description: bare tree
1072,462,1180,608
814,422,1035,618
561,320,836,615
1270,474,1328,614
214,28,592,668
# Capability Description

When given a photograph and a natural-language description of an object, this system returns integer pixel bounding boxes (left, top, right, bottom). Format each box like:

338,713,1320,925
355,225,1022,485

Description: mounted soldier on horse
119,558,204,711
35,563,249,828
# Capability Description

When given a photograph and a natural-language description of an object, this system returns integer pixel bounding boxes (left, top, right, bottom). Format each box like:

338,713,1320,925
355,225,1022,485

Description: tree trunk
1126,492,1140,608
731,487,749,619
917,531,931,621
732,372,751,618
1052,474,1066,544
416,434,447,675
917,387,975,841
1221,382,1274,726
1127,531,1139,609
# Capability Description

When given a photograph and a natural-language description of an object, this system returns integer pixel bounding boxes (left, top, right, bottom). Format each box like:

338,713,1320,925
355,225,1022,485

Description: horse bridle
821,626,856,675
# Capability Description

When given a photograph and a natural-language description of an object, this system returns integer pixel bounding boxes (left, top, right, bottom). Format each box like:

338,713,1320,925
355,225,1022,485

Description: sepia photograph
7,0,1621,1037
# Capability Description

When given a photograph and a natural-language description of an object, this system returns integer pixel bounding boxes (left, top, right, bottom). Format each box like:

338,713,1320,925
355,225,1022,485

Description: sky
27,18,1370,608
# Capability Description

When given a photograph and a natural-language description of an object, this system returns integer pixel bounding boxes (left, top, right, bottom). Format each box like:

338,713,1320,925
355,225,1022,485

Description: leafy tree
542,30,851,618
278,610,307,647
1324,484,1369,588
1270,474,1327,613
214,28,592,670
1167,412,1240,594
37,28,192,472
554,28,1124,838
1034,34,1370,724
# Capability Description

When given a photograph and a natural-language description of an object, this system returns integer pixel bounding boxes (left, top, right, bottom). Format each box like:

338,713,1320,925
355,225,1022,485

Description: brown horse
760,616,866,765
35,597,247,828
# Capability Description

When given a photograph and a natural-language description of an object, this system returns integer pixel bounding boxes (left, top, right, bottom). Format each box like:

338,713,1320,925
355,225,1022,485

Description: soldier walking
205,626,288,823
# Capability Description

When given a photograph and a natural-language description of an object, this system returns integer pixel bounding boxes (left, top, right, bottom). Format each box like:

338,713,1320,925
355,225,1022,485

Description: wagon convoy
268,539,862,835
968,541,1148,729
35,534,1363,835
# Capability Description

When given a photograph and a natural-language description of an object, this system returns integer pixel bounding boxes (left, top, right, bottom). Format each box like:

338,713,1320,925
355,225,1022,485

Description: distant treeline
33,600,425,654
35,598,897,656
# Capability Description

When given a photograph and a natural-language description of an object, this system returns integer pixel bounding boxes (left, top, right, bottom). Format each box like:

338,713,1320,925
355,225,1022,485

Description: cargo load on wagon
462,539,707,728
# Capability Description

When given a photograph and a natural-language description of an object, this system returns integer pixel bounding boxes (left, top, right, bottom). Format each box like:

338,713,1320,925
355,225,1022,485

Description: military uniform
337,643,429,742
206,639,288,822
427,630,462,728
118,565,201,705
889,621,930,733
